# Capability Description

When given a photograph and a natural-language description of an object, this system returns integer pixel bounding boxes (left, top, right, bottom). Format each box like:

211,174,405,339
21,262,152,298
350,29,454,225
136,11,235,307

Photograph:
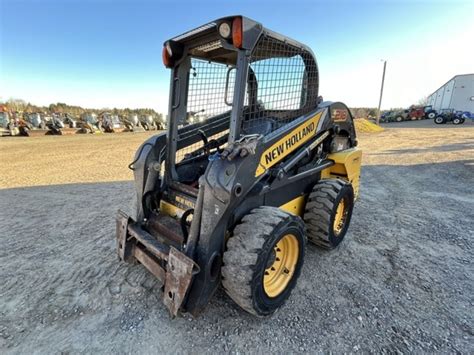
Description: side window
186,58,235,123
250,55,306,111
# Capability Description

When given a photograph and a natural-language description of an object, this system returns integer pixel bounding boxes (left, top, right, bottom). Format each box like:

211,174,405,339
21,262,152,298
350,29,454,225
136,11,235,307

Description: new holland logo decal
255,112,323,176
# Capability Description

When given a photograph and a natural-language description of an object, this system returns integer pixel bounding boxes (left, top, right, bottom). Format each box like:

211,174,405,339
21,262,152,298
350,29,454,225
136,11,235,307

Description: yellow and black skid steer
116,16,362,317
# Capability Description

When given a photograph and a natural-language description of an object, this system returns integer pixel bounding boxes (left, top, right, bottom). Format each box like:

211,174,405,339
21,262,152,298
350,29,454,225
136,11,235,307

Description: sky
1,0,473,113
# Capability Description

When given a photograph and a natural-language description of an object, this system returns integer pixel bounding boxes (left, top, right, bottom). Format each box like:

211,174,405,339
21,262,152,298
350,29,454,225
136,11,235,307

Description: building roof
429,73,474,97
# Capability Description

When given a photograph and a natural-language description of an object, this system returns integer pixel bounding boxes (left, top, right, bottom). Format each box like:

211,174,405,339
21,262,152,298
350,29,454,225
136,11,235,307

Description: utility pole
376,60,387,125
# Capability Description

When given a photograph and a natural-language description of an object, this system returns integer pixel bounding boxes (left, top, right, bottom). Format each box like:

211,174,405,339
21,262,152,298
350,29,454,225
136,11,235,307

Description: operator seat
240,67,279,136
241,118,278,136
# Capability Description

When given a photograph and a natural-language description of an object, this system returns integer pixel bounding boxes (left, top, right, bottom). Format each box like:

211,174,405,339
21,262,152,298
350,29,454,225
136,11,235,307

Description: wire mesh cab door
163,22,247,185
241,33,319,138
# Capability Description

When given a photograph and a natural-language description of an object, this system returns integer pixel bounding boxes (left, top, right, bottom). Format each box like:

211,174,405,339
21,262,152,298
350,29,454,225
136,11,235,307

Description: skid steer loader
116,16,362,317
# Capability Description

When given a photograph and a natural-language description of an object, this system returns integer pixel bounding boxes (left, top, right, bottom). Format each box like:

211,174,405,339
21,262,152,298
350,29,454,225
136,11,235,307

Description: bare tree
417,96,428,106
6,98,28,112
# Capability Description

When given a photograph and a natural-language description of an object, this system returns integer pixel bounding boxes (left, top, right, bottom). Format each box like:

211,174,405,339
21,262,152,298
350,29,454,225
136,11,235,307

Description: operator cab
162,16,319,187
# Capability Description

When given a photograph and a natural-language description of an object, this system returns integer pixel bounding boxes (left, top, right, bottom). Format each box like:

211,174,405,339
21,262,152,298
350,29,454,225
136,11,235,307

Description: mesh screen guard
243,34,319,135
175,58,234,163
174,33,318,163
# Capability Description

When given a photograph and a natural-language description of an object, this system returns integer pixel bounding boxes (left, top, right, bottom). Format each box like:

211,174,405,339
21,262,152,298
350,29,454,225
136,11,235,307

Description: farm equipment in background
43,113,79,135
78,113,103,133
154,115,166,130
121,115,136,131
382,110,411,122
25,113,46,129
63,113,79,129
381,106,435,123
461,111,474,122
100,112,126,133
0,110,10,136
0,111,35,136
0,107,26,136
423,105,437,119
115,16,362,317
122,114,145,132
139,114,158,131
380,111,392,122
434,109,465,125
21,112,49,137
45,114,67,135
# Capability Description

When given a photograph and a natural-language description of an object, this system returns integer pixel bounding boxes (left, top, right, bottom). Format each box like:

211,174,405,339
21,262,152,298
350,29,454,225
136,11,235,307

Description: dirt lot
1,121,473,353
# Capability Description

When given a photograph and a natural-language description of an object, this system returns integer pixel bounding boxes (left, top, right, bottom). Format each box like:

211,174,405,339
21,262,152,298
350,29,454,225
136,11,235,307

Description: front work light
218,22,232,39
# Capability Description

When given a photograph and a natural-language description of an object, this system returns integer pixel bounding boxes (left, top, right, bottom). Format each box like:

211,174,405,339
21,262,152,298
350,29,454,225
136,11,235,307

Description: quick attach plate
163,247,195,317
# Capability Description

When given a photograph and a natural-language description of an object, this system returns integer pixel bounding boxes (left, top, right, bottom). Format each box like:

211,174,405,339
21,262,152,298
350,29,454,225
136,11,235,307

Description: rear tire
434,116,446,124
304,179,354,249
222,207,305,316
453,117,461,125
427,112,436,119
396,116,403,122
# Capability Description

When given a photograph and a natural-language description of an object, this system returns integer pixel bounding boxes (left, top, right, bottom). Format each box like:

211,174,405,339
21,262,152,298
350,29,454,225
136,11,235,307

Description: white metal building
427,74,474,112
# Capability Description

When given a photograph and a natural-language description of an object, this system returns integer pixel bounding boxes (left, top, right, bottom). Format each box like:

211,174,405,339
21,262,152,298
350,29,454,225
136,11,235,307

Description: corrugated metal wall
450,75,474,112
427,74,474,112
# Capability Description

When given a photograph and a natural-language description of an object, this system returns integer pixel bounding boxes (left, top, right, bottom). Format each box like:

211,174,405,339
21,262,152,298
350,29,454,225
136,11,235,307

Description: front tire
453,117,461,125
434,116,446,124
304,179,354,249
222,207,305,316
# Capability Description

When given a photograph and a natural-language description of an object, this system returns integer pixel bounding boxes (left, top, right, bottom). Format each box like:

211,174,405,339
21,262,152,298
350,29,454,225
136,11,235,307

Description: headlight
218,22,232,39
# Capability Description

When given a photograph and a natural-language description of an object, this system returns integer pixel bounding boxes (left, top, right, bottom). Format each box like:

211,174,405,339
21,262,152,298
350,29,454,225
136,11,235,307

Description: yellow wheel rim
263,234,299,298
333,199,347,235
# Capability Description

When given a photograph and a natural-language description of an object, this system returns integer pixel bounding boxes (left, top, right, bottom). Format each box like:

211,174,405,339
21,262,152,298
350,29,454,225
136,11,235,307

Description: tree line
1,99,164,120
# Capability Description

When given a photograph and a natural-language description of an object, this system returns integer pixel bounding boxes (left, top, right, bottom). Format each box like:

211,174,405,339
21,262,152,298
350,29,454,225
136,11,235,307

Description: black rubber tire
453,118,461,125
427,112,436,119
304,179,354,249
222,206,305,316
396,116,403,122
434,116,446,124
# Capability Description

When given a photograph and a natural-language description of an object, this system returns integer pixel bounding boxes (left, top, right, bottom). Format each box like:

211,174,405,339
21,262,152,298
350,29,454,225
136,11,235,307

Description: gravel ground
0,121,473,353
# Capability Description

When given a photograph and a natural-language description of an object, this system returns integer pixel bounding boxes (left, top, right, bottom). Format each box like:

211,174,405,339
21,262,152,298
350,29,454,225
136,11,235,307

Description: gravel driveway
1,121,473,353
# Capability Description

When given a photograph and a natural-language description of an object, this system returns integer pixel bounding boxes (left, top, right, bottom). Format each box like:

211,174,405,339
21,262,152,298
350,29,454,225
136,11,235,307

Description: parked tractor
382,106,430,123
423,105,437,119
434,109,465,125
382,110,409,122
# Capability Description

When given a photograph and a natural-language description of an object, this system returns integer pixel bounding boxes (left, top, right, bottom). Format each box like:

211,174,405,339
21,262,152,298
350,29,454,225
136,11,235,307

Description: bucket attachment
60,128,79,135
115,210,196,317
24,129,49,137
1,128,12,136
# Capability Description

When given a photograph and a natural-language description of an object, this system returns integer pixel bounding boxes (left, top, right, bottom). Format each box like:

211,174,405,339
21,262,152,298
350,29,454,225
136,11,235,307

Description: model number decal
175,195,195,209
255,112,322,176
332,109,348,121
